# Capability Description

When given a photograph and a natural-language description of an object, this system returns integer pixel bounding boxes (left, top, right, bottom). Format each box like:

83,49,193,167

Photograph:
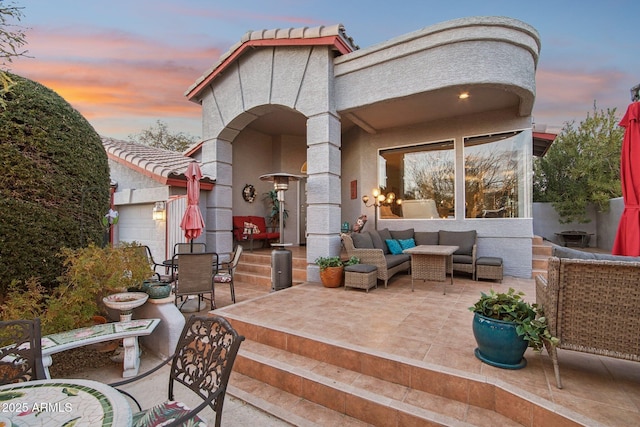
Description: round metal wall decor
242,184,256,202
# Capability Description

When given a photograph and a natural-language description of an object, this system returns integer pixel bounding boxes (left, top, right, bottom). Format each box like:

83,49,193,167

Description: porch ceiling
247,85,520,137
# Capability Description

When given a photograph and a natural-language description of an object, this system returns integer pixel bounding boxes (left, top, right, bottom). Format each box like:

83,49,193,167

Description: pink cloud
533,66,631,127
9,27,218,135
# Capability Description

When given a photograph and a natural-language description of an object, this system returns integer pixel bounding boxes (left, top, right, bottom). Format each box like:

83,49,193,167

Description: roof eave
186,35,353,101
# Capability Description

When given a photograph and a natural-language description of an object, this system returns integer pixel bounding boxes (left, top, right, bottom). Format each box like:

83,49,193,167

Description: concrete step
224,317,576,427
532,236,553,278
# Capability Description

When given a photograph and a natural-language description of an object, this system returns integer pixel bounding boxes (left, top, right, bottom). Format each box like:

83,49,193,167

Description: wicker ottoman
475,257,503,282
344,264,378,292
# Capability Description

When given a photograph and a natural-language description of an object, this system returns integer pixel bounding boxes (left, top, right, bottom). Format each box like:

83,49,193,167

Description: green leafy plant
0,242,153,334
314,256,344,272
343,256,359,267
315,256,359,271
469,288,558,351
263,189,288,228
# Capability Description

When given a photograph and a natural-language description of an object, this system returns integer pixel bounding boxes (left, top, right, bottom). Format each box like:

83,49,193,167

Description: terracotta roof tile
102,137,214,186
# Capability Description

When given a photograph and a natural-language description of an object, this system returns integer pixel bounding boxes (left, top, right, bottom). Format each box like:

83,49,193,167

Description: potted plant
469,288,558,369
263,189,288,229
315,256,359,288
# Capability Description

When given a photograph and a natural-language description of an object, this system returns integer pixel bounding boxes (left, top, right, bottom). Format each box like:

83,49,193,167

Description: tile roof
186,24,358,100
102,137,214,188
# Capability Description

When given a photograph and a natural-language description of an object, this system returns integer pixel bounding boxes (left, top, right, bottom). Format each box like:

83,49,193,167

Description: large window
464,130,530,218
379,140,455,219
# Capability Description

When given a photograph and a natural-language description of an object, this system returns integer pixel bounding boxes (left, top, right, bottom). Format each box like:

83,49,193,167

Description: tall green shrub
533,104,624,223
0,73,110,292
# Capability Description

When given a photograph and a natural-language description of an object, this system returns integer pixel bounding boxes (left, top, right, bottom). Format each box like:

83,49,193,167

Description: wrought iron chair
0,318,46,385
172,252,218,310
110,315,244,427
214,245,243,304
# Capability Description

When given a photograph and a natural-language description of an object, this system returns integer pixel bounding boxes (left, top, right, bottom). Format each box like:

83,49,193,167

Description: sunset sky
9,0,640,140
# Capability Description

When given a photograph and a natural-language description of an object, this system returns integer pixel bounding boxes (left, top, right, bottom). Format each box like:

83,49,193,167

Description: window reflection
380,141,455,219
464,130,529,218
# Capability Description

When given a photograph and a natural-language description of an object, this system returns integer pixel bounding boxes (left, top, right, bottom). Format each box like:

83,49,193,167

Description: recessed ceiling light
459,92,470,99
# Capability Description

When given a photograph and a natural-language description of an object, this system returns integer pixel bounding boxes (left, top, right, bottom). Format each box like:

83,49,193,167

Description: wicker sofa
341,228,477,287
535,246,640,388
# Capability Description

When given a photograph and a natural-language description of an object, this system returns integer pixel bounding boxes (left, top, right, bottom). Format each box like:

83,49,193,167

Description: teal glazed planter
472,312,528,369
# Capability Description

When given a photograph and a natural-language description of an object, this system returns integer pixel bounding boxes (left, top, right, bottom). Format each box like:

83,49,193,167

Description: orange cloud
9,26,221,137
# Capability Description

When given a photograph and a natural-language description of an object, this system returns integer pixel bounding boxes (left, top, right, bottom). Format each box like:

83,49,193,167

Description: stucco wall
597,197,624,251
533,199,624,252
231,129,306,244
341,109,534,278
334,16,539,116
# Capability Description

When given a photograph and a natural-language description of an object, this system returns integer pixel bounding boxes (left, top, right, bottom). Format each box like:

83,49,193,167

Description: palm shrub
0,73,110,293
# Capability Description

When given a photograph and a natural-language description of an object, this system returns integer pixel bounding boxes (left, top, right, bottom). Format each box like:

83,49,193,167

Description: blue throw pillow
385,239,403,255
399,238,416,250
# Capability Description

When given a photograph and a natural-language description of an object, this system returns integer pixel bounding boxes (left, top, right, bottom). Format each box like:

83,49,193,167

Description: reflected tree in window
381,141,454,219
464,131,528,218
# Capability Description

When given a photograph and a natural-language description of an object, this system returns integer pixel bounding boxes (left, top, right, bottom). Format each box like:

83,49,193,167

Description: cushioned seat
475,256,503,282
344,264,378,292
439,230,477,279
232,216,279,251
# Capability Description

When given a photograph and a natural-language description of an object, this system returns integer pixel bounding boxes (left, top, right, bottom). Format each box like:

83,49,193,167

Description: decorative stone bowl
145,283,172,299
103,292,149,321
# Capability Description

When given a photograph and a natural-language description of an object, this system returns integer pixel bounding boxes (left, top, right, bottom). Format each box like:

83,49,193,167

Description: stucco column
200,136,234,255
306,112,342,282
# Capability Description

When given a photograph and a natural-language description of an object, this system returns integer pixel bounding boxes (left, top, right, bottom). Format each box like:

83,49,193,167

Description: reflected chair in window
0,318,46,385
110,315,245,427
173,242,207,255
172,252,218,311
214,245,243,304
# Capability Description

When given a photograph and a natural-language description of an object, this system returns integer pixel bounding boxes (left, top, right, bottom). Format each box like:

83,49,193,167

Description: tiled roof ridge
186,23,358,98
101,137,213,184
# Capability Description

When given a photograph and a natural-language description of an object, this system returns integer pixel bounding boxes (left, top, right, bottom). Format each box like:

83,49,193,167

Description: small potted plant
315,256,346,288
469,288,558,369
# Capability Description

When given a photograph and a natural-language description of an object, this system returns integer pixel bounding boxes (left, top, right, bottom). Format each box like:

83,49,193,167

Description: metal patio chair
0,318,46,385
214,245,243,304
171,252,218,310
110,315,245,427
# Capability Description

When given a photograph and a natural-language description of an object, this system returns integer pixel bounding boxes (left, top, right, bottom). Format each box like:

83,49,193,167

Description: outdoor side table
476,256,503,282
402,245,458,294
344,264,378,292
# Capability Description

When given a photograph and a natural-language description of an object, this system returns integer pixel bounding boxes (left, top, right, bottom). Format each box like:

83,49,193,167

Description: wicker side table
475,257,503,282
344,264,378,292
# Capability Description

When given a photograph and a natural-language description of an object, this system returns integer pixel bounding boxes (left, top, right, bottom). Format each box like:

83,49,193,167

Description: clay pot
319,266,344,288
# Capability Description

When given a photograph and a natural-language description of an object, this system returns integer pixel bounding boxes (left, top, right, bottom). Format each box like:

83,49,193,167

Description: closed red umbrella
612,102,640,256
180,162,205,246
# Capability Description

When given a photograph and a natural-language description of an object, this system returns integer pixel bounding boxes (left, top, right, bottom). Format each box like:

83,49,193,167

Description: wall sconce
152,201,166,221
362,188,402,229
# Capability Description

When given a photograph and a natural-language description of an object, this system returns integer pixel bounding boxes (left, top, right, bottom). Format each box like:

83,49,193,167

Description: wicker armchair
341,233,410,288
535,256,640,388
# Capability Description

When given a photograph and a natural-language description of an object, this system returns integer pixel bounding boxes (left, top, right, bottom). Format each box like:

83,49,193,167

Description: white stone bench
41,318,160,378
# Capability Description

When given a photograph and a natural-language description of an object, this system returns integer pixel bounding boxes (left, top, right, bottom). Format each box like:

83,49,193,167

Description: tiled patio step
224,318,584,427
236,252,307,288
532,236,552,280
232,340,519,427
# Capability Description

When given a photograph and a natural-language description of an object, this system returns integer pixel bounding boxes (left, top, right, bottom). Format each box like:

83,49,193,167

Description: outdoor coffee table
403,245,458,294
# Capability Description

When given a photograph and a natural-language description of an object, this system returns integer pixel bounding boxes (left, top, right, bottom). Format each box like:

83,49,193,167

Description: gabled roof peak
186,23,358,100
